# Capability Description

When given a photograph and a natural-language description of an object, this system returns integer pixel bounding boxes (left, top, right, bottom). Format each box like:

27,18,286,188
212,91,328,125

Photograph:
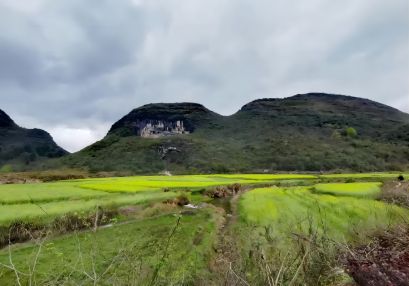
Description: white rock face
139,120,190,138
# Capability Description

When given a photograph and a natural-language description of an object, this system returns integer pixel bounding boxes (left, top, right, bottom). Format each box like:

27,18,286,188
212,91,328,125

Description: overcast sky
0,0,408,152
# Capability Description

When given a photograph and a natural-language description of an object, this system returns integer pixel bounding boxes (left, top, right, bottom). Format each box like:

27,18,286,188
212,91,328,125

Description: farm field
0,172,408,285
0,174,317,225
236,182,408,284
239,185,405,241
320,172,409,179
313,182,382,198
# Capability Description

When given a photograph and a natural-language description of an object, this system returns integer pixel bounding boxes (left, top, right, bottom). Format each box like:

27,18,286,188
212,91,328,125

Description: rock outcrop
108,102,220,137
138,120,189,138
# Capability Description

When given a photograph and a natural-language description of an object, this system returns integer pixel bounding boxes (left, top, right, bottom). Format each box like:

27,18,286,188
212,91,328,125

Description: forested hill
58,93,409,173
0,109,67,172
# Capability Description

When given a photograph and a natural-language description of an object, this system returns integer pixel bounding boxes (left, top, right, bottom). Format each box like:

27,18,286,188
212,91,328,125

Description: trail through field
210,190,249,285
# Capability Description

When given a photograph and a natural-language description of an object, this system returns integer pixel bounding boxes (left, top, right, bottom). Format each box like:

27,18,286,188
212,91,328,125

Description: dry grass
379,181,409,208
343,224,409,286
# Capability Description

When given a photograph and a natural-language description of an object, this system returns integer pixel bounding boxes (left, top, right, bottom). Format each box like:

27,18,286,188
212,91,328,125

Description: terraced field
0,172,407,285
239,185,405,239
0,174,316,225
236,181,408,284
313,182,382,198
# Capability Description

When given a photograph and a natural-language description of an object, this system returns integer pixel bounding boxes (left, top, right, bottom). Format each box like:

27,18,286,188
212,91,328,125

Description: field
0,174,317,225
238,185,405,244
313,182,382,198
0,172,408,285
236,181,408,284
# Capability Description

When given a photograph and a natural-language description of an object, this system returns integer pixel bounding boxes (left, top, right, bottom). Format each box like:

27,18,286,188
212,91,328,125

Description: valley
0,172,408,285
1,94,409,285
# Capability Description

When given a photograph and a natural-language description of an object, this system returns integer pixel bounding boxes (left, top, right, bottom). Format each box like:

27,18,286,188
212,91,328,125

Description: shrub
345,127,358,138
163,194,190,206
0,164,13,173
175,194,190,206
0,221,45,248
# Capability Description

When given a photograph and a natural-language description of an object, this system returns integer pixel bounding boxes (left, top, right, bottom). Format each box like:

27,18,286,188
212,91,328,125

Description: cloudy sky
0,0,408,152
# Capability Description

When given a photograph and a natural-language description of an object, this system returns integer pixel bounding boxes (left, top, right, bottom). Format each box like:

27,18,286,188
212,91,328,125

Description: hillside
0,109,67,172
62,93,409,173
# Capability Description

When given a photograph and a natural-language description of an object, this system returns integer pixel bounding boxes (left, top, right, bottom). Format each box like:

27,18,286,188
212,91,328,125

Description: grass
0,173,403,226
76,174,316,193
237,185,408,284
0,174,316,205
320,173,409,179
239,186,406,240
0,192,176,225
313,182,382,198
0,173,408,285
0,209,221,285
209,174,317,180
0,174,314,225
0,183,110,204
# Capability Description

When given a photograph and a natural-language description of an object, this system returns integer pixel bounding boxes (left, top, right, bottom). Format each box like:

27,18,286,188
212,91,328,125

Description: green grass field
236,182,408,284
0,192,176,225
0,172,407,285
320,172,409,179
0,174,317,225
0,210,221,285
313,182,382,198
239,185,405,240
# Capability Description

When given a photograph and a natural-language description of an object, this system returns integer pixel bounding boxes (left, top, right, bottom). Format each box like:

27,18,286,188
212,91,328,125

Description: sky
0,0,408,152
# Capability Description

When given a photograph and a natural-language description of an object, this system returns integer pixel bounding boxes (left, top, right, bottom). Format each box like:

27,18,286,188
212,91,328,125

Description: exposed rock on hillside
109,102,220,137
138,120,189,138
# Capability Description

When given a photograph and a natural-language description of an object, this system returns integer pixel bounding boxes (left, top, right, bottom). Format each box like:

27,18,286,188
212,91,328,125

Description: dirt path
210,190,250,286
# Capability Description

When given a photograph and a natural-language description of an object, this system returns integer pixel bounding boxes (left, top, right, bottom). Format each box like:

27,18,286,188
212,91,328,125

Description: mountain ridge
61,93,409,174
0,109,68,171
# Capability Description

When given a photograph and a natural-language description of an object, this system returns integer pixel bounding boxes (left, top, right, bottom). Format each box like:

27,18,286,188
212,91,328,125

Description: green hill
0,109,67,172
60,93,409,173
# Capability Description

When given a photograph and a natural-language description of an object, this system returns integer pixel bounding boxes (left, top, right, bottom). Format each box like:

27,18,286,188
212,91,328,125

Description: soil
344,226,409,286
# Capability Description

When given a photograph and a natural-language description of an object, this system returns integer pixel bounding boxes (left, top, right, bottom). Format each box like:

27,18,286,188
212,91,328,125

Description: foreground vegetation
0,209,222,285
236,185,407,284
0,172,408,285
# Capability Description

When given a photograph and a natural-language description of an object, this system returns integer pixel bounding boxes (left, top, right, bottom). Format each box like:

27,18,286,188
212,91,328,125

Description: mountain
109,102,222,137
0,109,68,172
62,93,409,174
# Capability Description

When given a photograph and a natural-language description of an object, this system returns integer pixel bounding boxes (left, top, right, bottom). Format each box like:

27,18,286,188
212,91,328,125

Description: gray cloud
0,0,408,152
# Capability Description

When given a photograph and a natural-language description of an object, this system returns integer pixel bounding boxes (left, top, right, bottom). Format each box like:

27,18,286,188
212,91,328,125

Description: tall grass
237,186,408,285
313,182,382,198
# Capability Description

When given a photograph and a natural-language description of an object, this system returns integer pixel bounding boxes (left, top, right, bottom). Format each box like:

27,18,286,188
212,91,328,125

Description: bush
175,194,190,206
163,194,190,206
0,221,45,248
0,164,13,173
0,208,119,249
345,127,358,138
